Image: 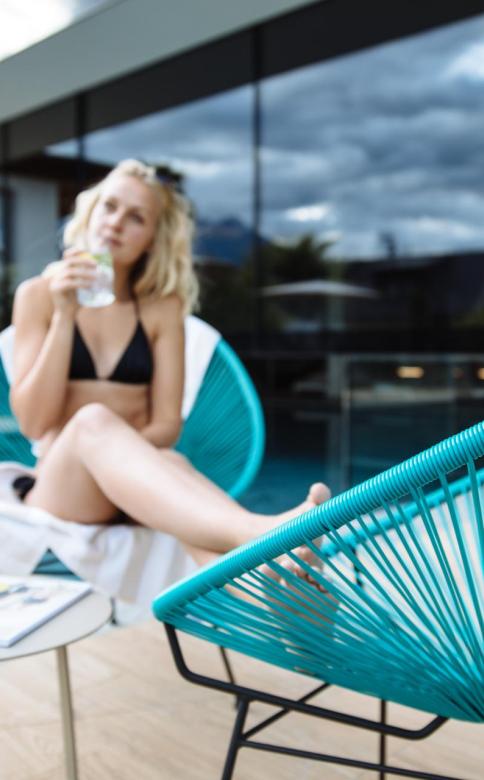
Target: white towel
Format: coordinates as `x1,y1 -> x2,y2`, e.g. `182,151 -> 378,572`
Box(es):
0,316 -> 220,604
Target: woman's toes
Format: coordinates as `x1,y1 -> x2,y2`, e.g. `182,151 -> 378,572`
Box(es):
292,544 -> 315,564
278,556 -> 298,582
308,482 -> 331,505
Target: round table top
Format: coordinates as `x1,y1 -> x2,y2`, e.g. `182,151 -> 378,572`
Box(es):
0,589 -> 113,661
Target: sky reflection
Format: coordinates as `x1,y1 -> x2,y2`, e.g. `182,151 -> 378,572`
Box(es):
48,12 -> 484,261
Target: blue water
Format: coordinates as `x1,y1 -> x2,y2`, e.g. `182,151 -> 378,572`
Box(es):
241,403 -> 484,514
242,454 -> 332,513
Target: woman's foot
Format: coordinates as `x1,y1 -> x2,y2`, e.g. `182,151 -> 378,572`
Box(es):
276,482 -> 331,525
186,483 -> 331,572
255,482 -> 331,585
188,482 -> 331,596
243,481 -> 331,545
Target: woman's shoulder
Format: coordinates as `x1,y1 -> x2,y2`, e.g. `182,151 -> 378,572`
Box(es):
140,293 -> 184,332
14,274 -> 51,308
12,275 -> 53,329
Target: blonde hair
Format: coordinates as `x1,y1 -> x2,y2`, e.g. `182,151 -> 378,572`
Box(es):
63,159 -> 198,314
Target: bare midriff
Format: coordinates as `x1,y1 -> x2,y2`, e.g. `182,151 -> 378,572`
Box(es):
35,379 -> 150,461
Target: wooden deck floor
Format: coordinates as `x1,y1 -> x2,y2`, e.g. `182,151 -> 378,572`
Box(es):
0,620 -> 482,779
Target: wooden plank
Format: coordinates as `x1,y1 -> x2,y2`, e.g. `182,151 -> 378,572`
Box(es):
0,621 -> 481,779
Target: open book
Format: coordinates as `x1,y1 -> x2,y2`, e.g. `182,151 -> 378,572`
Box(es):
0,574 -> 91,647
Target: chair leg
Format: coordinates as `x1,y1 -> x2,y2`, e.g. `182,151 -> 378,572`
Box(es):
56,646 -> 78,780
379,700 -> 387,780
221,697 -> 249,780
219,646 -> 236,685
219,647 -> 238,709
110,597 -> 118,626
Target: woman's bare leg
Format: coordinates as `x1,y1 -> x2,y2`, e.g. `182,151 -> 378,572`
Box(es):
183,482 -> 329,570
26,404 -> 330,554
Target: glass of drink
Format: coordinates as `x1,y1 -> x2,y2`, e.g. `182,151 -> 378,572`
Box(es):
77,242 -> 115,308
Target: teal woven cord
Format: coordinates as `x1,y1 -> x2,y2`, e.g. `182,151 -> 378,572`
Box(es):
34,549 -> 80,579
175,340 -> 265,498
153,421 -> 484,722
0,359 -> 35,466
156,420 -> 484,598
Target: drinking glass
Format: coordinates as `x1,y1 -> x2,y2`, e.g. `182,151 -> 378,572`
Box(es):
77,242 -> 115,308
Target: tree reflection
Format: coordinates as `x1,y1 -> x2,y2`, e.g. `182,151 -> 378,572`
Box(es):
197,231 -> 343,335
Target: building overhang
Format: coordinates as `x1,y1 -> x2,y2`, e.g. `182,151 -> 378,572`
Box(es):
0,0 -> 316,124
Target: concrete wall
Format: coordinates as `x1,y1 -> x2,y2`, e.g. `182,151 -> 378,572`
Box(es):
10,177 -> 58,283
0,0 -> 316,124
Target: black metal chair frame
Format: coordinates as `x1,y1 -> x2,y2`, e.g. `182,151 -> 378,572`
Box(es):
166,626 -> 469,780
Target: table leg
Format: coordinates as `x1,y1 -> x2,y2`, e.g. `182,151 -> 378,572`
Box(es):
56,645 -> 78,780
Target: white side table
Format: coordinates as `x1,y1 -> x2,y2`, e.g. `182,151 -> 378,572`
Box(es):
0,590 -> 112,780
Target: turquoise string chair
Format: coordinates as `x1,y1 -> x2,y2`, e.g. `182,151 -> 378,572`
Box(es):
153,421 -> 484,780
0,320 -> 265,578
174,338 -> 265,498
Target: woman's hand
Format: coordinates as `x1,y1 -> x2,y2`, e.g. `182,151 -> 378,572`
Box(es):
44,249 -> 97,317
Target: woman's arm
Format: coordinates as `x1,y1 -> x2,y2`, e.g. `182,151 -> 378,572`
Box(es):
10,278 -> 76,439
140,295 -> 185,448
10,253 -> 96,439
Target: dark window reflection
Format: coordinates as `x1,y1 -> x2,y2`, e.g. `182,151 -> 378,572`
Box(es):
344,354 -> 484,487
260,13 -> 484,351
250,13 -> 484,498
0,186 -> 12,327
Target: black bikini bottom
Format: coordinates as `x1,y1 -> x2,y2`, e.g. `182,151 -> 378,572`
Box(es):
12,474 -> 36,501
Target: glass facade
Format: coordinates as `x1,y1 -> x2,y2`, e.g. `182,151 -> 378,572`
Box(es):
260,13 -> 484,345
1,0 -> 484,498
253,11 -> 484,492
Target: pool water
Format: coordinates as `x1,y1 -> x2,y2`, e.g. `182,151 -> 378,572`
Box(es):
242,403 -> 484,513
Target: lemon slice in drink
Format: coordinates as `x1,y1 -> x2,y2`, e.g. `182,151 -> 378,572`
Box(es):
92,249 -> 113,268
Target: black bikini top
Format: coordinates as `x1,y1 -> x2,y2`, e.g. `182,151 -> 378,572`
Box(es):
69,303 -> 153,385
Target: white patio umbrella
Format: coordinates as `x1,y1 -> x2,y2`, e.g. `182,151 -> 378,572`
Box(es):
260,279 -> 378,298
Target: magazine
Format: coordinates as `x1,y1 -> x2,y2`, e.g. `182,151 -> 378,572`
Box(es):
0,574 -> 92,647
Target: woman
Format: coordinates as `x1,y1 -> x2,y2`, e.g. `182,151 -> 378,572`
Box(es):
10,159 -> 329,572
